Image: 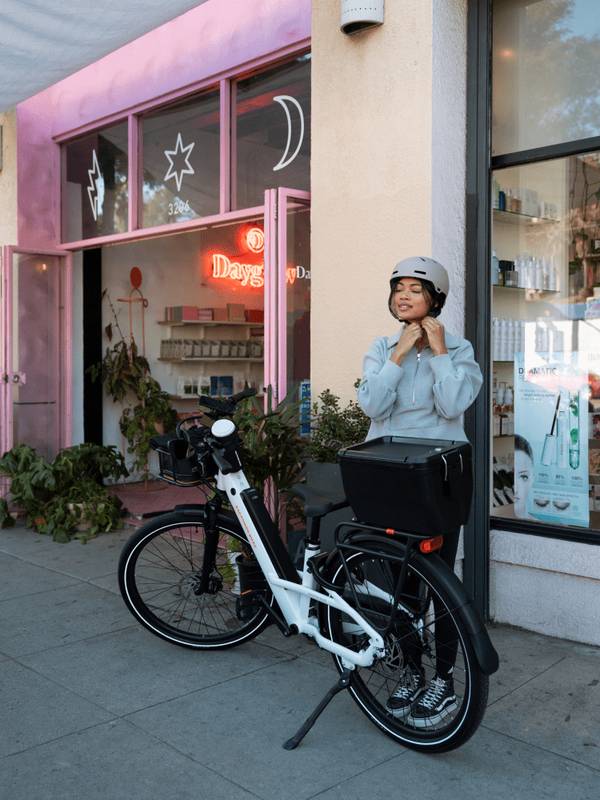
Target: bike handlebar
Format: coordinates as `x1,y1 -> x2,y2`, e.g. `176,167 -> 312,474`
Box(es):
197,387 -> 257,418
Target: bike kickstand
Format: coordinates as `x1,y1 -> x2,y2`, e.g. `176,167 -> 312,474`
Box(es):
282,669 -> 352,751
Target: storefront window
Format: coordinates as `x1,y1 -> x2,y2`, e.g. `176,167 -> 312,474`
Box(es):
141,90 -> 220,228
491,152 -> 600,533
98,222 -> 265,460
63,123 -> 128,241
234,55 -> 310,209
492,0 -> 600,154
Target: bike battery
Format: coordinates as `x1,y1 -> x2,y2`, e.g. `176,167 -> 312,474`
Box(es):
338,437 -> 473,535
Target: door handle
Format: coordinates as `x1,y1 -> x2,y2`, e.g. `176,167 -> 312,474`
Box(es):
2,372 -> 26,385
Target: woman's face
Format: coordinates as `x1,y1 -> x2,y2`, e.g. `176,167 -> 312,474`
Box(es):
392,277 -> 431,322
514,448 -> 533,519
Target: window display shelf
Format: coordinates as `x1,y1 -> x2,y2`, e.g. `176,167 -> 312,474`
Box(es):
159,357 -> 263,363
169,393 -> 264,401
493,209 -> 559,225
158,320 -> 263,327
492,284 -> 559,294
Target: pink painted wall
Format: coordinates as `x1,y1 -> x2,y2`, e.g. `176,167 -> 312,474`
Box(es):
16,0 -> 311,250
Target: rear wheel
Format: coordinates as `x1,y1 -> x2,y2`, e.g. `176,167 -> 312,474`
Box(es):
118,511 -> 272,649
324,539 -> 488,752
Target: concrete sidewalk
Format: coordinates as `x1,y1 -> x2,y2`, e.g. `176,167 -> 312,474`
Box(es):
0,526 -> 599,800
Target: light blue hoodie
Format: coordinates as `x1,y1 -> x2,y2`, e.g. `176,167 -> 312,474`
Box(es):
357,329 -> 483,442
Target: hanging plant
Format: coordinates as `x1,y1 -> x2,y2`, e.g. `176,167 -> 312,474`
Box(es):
88,291 -> 177,480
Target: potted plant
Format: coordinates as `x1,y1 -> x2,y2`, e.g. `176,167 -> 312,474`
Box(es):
303,385 -> 370,549
0,443 -> 128,542
229,387 -> 306,599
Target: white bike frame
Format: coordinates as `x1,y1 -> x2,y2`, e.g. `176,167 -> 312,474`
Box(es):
215,468 -> 386,670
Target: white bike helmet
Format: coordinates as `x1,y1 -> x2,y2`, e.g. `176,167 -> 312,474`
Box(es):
389,256 -> 449,319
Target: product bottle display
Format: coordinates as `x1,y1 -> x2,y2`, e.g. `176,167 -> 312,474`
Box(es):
557,408 -> 568,468
568,392 -> 580,470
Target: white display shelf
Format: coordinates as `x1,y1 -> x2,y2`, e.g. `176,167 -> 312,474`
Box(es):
492,284 -> 559,294
159,357 -> 263,363
158,320 -> 263,327
492,209 -> 559,225
170,393 -> 264,400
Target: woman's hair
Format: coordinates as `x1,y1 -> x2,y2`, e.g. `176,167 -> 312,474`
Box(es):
514,434 -> 533,461
388,278 -> 446,321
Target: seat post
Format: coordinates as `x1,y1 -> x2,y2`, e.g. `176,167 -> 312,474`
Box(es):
306,515 -> 322,547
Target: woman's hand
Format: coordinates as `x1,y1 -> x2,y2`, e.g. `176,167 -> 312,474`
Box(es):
391,322 -> 424,364
421,317 -> 448,356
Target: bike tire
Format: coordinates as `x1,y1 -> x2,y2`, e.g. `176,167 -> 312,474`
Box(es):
118,510 -> 272,649
323,537 -> 488,752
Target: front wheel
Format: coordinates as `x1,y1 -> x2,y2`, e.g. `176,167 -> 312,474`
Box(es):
118,510 -> 272,649
324,539 -> 488,752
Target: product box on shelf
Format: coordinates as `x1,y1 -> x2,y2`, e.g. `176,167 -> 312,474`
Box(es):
212,307 -> 228,321
197,308 -> 213,321
245,308 -> 264,323
165,306 -> 199,322
210,375 -> 234,396
227,303 -> 246,321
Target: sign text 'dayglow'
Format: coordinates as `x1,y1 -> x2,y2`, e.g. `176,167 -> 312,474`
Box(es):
211,253 -> 310,288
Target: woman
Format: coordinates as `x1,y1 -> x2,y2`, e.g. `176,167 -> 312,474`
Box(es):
513,434 -> 534,520
357,256 -> 483,727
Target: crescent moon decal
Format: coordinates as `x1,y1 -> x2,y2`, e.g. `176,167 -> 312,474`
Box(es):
272,95 -> 305,172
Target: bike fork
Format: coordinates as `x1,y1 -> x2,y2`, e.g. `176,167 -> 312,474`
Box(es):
198,498 -> 220,593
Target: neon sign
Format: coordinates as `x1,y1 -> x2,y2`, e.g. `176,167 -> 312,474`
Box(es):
212,253 -> 264,288
211,254 -> 310,288
245,227 -> 264,253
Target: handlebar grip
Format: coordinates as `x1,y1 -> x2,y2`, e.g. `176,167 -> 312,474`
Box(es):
231,387 -> 257,402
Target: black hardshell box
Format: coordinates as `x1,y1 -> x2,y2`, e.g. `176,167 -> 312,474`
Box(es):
338,437 -> 473,535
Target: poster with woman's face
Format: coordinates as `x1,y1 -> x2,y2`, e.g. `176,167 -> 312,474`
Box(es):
514,352 -> 589,527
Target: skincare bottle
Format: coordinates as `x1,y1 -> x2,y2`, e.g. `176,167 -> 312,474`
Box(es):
557,408 -> 568,468
569,392 -> 581,470
491,250 -> 500,285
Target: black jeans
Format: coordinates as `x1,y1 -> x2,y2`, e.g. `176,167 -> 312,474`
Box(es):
399,527 -> 460,680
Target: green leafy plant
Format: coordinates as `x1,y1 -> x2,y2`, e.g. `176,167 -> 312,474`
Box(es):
119,378 -> 178,476
89,292 -> 177,480
233,387 -> 306,495
307,386 -> 369,463
0,443 -> 127,542
0,498 -> 15,528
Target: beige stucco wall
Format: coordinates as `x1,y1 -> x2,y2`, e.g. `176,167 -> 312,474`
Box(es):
310,0 -> 467,402
0,109 -> 18,246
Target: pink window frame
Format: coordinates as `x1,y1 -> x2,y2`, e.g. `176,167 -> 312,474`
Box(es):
55,43 -> 310,251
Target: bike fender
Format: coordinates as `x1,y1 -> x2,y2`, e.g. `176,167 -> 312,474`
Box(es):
326,533 -> 499,676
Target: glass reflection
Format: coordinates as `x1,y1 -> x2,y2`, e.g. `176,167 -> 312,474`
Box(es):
493,0 -> 600,154
234,55 -> 311,209
491,151 -> 600,533
63,123 -> 128,241
142,91 -> 220,227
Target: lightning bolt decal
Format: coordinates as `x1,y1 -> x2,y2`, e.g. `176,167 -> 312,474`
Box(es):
87,149 -> 102,221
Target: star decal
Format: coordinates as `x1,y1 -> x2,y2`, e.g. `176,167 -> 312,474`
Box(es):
164,132 -> 195,193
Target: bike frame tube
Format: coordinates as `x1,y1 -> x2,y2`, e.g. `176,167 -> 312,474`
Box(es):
216,468 -> 385,668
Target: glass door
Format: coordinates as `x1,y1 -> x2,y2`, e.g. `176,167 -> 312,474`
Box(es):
1,247 -> 71,463
263,188 -> 311,406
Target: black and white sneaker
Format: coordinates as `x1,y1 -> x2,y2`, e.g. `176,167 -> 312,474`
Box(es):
387,665 -> 425,718
409,675 -> 457,727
